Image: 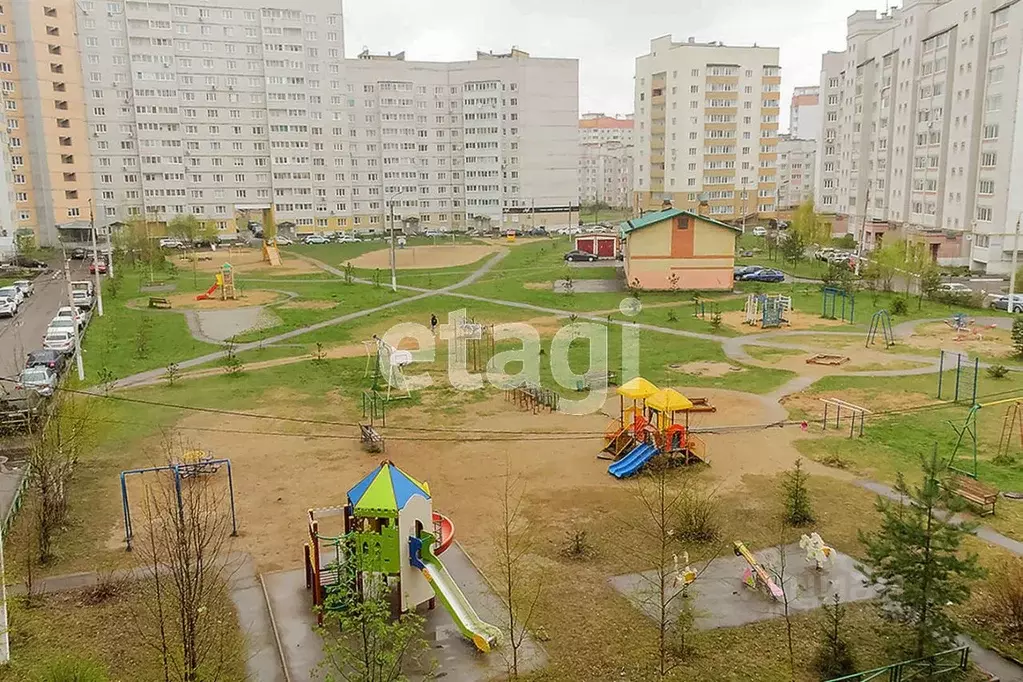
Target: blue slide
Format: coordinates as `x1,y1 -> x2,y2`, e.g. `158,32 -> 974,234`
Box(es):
608,442 -> 658,479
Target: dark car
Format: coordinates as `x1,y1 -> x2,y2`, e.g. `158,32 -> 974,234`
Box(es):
11,255 -> 48,269
528,227 -> 549,237
733,265 -> 763,281
741,268 -> 785,283
564,249 -> 598,262
26,348 -> 66,376
70,248 -> 87,260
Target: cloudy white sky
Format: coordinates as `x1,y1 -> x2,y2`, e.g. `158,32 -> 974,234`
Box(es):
344,0 -> 889,130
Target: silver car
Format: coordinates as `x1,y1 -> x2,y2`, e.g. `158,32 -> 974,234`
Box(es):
12,279 -> 33,297
43,329 -> 76,354
17,366 -> 56,396
0,286 -> 24,306
0,296 -> 16,318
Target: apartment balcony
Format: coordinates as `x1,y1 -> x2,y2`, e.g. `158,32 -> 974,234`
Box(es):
651,123 -> 665,135
652,95 -> 665,106
650,152 -> 664,164
651,167 -> 665,179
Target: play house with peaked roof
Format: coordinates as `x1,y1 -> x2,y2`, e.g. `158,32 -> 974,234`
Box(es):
619,207 -> 740,291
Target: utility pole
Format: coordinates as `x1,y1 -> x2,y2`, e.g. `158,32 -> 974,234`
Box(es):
106,221 -> 114,278
89,200 -> 103,317
61,243 -> 85,381
0,512 -> 8,665
387,190 -> 403,293
1009,215 -> 1021,309
855,180 -> 871,277
741,187 -> 749,234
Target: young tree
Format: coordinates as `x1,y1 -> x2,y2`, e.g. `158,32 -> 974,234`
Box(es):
495,460 -> 542,678
814,594 -> 856,679
779,229 -> 807,269
919,265 -> 942,309
168,214 -> 203,247
790,199 -> 831,249
320,596 -> 430,682
858,449 -> 986,657
782,459 -> 815,527
131,440 -> 240,682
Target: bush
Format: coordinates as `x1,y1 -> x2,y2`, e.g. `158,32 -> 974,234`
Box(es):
984,557 -> 1023,641
675,487 -> 720,544
987,364 -> 1010,379
890,297 -> 909,315
1013,317 -> 1023,359
39,658 -> 109,682
560,528 -> 595,560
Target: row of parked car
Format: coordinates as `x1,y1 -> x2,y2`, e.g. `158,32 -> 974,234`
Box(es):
16,280 -> 95,397
0,278 -> 36,318
733,265 -> 785,283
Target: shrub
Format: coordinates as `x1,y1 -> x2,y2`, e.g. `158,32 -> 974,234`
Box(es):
890,297 -> 909,315
710,309 -> 723,331
1013,317 -> 1023,359
675,487 -> 720,544
560,528 -> 595,560
986,557 -> 1023,640
163,362 -> 180,385
987,364 -> 1010,379
39,658 -> 109,682
783,459 -> 815,526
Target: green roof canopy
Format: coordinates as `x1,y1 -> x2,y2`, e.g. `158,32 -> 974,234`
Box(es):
347,461 -> 431,517
619,208 -> 742,238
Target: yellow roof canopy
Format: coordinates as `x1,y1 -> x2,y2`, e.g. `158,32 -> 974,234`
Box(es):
646,388 -> 694,413
616,377 -> 659,400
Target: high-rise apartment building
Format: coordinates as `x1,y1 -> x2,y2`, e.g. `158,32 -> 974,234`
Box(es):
0,109 -> 16,258
633,36 -> 781,220
578,114 -> 633,208
777,134 -> 816,209
789,86 -> 821,140
815,1 -> 1023,272
68,0 -> 577,236
5,0 -> 94,247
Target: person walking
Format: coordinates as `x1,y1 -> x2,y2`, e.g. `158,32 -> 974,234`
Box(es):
430,313 -> 438,334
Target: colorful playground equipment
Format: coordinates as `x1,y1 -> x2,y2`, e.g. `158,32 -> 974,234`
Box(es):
262,239 -> 282,266
733,540 -> 784,601
799,532 -> 833,571
866,309 -> 895,348
196,263 -> 236,301
303,461 -> 501,653
744,293 -> 791,328
364,335 -> 415,401
602,378 -> 708,478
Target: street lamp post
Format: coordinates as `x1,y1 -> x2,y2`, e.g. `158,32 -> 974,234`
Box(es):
88,200 -> 103,317
387,191 -> 404,293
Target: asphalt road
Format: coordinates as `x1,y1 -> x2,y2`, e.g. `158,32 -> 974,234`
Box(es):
0,263 -> 88,381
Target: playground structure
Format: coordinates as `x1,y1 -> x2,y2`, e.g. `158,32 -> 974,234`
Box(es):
196,263 -> 236,301
733,541 -> 784,601
454,319 -> 495,374
823,646 -> 969,682
997,400 -> 1023,462
302,461 -> 501,652
806,354 -> 849,366
798,532 -> 833,571
119,455 -> 238,551
505,382 -> 560,413
937,350 -> 978,405
821,287 -> 854,323
364,335 -> 415,401
744,293 -> 791,329
262,239 -> 282,267
602,378 -> 708,478
866,310 -> 895,348
820,397 -> 870,438
359,390 -> 386,452
692,299 -> 719,320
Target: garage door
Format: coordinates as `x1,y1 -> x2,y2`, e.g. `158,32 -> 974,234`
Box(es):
596,238 -> 615,258
577,238 -> 595,254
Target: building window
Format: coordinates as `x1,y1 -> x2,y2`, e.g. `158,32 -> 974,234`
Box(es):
977,206 -> 992,222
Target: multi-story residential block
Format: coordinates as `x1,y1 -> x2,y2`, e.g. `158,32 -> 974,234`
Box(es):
0,109 -> 16,258
814,1 -> 1023,272
777,134 -> 816,209
70,0 -> 577,236
789,85 -> 821,141
6,0 -> 94,247
578,114 -> 633,208
633,36 -> 781,221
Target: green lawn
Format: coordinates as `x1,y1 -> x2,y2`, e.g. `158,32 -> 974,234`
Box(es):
578,206 -> 633,225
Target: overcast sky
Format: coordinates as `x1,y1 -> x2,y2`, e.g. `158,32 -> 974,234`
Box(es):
344,0 -> 889,130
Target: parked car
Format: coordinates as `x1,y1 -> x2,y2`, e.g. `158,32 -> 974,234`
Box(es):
158,238 -> 184,249
273,236 -> 294,246
12,279 -> 33,297
43,329 -> 76,354
26,348 -> 66,375
11,255 -> 48,269
937,282 -> 973,294
815,248 -> 836,262
564,249 -> 598,263
16,366 -> 57,397
303,235 -> 329,245
424,230 -> 448,237
71,289 -> 93,310
56,305 -> 89,330
751,226 -> 767,237
733,265 -> 763,281
0,285 -> 24,306
336,234 -> 362,243
89,260 -> 108,275
71,280 -> 94,297
990,295 -> 1023,313
70,248 -> 87,260
0,296 -> 16,318
47,317 -> 78,335
740,268 -> 785,283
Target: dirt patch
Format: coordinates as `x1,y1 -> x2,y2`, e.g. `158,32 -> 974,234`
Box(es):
780,388 -> 937,418
721,309 -> 852,334
156,289 -> 284,310
278,300 -> 336,311
668,361 -> 741,377
349,245 -> 500,270
175,247 -> 320,275
524,282 -> 553,290
904,321 -> 1013,359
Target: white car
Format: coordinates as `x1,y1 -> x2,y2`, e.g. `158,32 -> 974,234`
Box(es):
47,317 -> 78,335
0,296 -> 16,318
273,236 -> 294,246
159,238 -> 185,249
56,306 -> 89,330
71,289 -> 93,310
12,279 -> 33,297
17,366 -> 56,397
751,226 -> 767,237
43,329 -> 76,354
937,282 -> 973,294
0,286 -> 24,306
336,234 -> 362,243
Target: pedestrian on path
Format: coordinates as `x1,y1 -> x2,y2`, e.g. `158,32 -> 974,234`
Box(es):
430,313 -> 438,334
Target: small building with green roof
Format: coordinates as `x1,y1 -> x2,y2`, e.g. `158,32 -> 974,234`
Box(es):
619,207 -> 740,290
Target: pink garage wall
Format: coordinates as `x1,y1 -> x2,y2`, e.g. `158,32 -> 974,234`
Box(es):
630,268 -> 732,291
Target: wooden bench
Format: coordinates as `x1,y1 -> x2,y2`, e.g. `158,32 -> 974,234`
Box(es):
148,296 -> 171,309
359,423 -> 384,453
946,475 -> 998,516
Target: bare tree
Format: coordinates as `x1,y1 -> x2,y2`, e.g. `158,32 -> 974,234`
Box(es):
623,462 -> 720,678
495,458 -> 543,679
769,526 -> 796,681
28,396 -> 94,563
131,439 -> 238,682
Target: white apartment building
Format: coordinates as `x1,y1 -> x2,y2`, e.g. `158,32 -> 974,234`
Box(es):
0,109 -> 16,258
579,113 -> 634,145
74,0 -> 578,236
777,134 -> 816,209
579,141 -> 632,208
815,0 -> 1023,272
633,36 -> 781,220
789,85 -> 822,140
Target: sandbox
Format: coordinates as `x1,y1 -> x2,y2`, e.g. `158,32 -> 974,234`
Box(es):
348,244 -> 499,270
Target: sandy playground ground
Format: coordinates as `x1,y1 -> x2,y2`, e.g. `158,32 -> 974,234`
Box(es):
349,244 -> 500,270
176,246 -> 321,276
902,320 -> 1013,358
720,309 -> 853,334
154,289 -> 285,310
109,386 -> 830,573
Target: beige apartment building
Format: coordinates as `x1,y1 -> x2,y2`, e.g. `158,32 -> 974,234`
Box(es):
777,134 -> 816,209
6,0 -> 93,247
633,36 -> 781,221
579,114 -> 633,208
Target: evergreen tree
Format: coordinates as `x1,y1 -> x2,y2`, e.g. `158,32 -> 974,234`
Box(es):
782,459 -> 815,526
814,594 -> 856,679
858,450 -> 986,657
1012,317 -> 1023,359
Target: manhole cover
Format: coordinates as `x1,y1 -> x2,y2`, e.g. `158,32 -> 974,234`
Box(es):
1002,491 -> 1023,500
